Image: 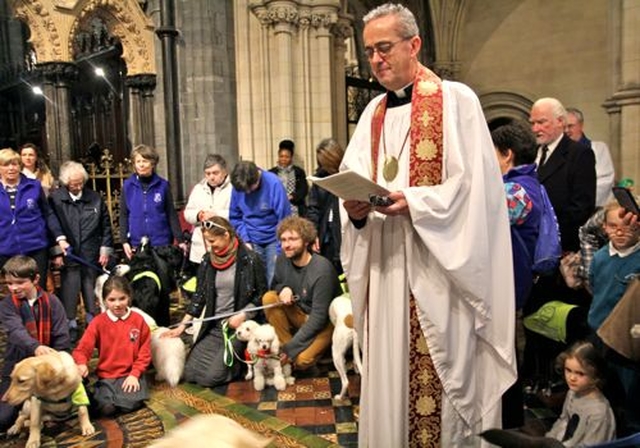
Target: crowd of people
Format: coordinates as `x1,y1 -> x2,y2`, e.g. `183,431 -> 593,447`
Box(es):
0,2 -> 638,447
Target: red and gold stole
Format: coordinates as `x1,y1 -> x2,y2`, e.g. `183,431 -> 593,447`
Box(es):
370,63 -> 444,187
369,63 -> 445,445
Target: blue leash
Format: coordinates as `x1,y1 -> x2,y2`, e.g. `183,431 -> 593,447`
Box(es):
63,247 -> 110,275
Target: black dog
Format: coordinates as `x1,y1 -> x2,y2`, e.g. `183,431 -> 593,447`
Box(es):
126,239 -> 183,327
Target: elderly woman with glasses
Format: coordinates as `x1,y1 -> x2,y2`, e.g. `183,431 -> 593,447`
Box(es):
49,161 -> 114,340
162,216 -> 267,387
0,148 -> 67,289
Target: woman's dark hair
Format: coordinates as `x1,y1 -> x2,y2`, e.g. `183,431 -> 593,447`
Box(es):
231,161 -> 260,192
103,275 -> 133,302
556,340 -> 608,389
491,121 -> 538,166
202,216 -> 236,240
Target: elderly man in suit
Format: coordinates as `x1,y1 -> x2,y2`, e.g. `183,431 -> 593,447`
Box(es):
529,97 -> 596,252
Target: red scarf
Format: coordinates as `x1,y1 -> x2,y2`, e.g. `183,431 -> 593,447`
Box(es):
12,288 -> 52,346
370,63 -> 444,187
211,237 -> 239,270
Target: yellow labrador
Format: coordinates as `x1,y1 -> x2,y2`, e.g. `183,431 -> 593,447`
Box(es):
2,351 -> 95,448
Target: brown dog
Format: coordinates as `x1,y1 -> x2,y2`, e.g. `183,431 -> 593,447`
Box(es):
2,351 -> 95,448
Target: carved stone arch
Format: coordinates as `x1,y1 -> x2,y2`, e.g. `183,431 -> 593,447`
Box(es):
68,0 -> 156,75
479,91 -> 533,126
11,0 -> 64,62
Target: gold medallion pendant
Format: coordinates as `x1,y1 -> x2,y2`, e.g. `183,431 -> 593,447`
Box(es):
383,156 -> 399,182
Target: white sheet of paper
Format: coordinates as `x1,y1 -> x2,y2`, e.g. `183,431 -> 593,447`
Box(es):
307,169 -> 390,202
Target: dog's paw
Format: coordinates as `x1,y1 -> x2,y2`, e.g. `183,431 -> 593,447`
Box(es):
244,372 -> 253,380
6,423 -> 21,436
273,375 -> 287,391
81,422 -> 96,436
26,435 -> 41,448
253,377 -> 265,391
333,393 -> 347,401
285,375 -> 296,385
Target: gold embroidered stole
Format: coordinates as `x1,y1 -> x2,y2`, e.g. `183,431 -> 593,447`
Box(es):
370,63 -> 444,187
369,64 -> 445,446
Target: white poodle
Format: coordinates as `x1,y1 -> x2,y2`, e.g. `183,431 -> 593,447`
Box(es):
246,324 -> 294,391
235,320 -> 260,380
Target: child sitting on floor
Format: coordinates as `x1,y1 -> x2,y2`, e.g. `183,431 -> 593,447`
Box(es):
0,255 -> 71,430
73,276 -> 151,417
481,340 -> 615,447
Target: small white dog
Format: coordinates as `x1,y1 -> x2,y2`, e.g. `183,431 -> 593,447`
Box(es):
246,324 -> 294,391
329,293 -> 362,400
96,266 -> 186,387
148,413 -> 272,448
235,320 -> 260,380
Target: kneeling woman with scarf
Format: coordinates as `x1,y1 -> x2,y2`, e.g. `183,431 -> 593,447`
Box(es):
162,217 -> 267,387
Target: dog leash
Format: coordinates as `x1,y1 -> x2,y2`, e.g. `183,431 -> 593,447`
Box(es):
63,247 -> 110,275
168,297 -> 298,329
222,320 -> 236,367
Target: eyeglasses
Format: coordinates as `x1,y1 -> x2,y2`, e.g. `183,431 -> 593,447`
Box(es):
200,220 -> 227,231
364,37 -> 410,59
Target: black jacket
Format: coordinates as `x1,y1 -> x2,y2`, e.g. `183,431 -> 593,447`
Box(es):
186,242 -> 267,344
307,168 -> 343,274
537,135 -> 596,252
49,186 -> 113,264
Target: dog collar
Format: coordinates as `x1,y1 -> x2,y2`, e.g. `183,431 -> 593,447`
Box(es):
132,271 -> 162,291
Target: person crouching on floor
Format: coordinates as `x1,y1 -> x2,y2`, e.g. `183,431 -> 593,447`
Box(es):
262,216 -> 342,374
162,216 -> 267,387
0,255 -> 71,430
73,276 -> 151,417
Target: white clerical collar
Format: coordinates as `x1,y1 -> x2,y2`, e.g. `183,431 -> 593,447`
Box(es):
394,82 -> 413,98
107,308 -> 132,321
608,239 -> 640,258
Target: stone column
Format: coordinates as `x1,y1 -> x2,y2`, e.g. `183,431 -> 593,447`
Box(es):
125,74 -> 157,148
245,0 -> 341,169
603,0 -> 640,181
331,15 -> 353,148
156,0 -> 183,202
38,61 -> 78,175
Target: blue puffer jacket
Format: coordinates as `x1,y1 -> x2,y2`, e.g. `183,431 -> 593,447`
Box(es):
121,173 -> 173,247
0,175 -> 63,256
504,164 -> 543,310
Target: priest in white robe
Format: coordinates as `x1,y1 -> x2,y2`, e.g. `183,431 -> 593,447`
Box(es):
340,4 -> 517,447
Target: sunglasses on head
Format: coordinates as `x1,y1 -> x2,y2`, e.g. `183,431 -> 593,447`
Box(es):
200,220 -> 227,231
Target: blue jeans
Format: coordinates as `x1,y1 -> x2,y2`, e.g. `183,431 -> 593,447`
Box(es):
252,241 -> 278,287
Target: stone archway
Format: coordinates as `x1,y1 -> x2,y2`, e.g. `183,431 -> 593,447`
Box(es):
479,91 -> 533,126
68,0 -> 156,76
7,0 -> 157,170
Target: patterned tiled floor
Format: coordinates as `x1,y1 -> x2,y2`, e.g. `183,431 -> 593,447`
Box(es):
213,364 -> 361,447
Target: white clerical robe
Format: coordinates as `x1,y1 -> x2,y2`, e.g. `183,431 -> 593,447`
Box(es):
340,81 -> 517,447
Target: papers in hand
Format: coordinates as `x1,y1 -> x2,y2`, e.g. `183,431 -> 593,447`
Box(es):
307,169 -> 390,202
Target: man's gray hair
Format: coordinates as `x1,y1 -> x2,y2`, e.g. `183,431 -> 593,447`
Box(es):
203,154 -> 227,171
363,3 -> 419,38
533,97 -> 567,121
565,107 -> 584,123
58,161 -> 88,186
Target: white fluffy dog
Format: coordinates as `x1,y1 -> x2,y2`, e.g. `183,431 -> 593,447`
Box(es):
246,324 -> 294,391
95,266 -> 186,387
149,413 -> 272,448
329,293 -> 362,400
235,320 -> 260,380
